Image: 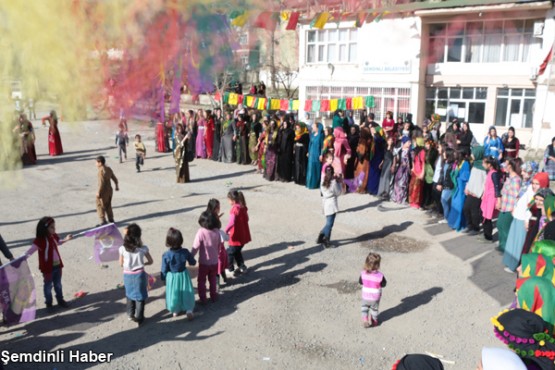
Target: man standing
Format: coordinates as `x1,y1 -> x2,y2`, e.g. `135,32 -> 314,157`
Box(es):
96,156 -> 119,226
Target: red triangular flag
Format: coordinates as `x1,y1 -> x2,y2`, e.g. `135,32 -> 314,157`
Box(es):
253,12 -> 278,31
286,12 -> 300,30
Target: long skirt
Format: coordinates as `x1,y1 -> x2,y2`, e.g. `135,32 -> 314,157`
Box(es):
306,160 -> 321,189
212,132 -> 221,161
408,176 -> 424,208
176,161 -> 190,183
502,219 -> 527,271
366,157 -> 382,195
354,161 -> 369,193
497,211 -> 514,252
221,134 -> 235,163
48,130 -> 64,156
123,271 -> 148,301
21,141 -> 37,165
264,148 -> 277,181
391,166 -> 410,204
195,127 -> 206,158
248,133 -> 258,163
447,191 -> 466,231
377,161 -> 393,197
165,270 -> 195,314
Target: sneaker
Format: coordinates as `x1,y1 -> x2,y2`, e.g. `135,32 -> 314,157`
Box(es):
233,268 -> 242,277
504,267 -> 515,274
239,265 -> 248,273
316,233 -> 325,244
362,321 -> 371,328
46,302 -> 53,309
371,318 -> 379,327
186,312 -> 194,321
437,219 -> 448,224
58,300 -> 70,308
172,313 -> 178,318
226,268 -> 235,276
461,228 -> 471,234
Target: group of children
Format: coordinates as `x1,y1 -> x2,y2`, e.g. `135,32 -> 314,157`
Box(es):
30,190 -> 251,326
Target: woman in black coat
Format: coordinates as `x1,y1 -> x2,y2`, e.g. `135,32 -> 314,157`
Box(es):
276,118 -> 295,182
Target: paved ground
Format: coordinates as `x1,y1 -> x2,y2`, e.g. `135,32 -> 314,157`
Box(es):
0,117 -> 515,369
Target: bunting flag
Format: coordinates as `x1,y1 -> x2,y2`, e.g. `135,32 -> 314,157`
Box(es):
286,12 -> 300,30
292,100 -> 300,110
246,95 -> 255,108
365,96 -> 375,108
305,99 -> 312,111
320,99 -> 330,111
346,97 -> 352,109
280,99 -> 289,111
330,99 -> 338,111
311,100 -> 321,112
352,96 -> 364,109
237,94 -> 244,105
355,12 -> 366,28
270,98 -> 281,110
228,93 -> 238,105
82,223 -> 124,263
231,11 -> 250,27
338,98 -> 346,110
312,12 -> 330,29
367,13 -> 380,23
253,11 -> 278,31
257,97 -> 267,110
0,255 -> 36,326
223,92 -> 229,104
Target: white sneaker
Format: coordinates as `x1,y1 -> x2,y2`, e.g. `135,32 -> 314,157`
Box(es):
504,267 -> 515,274
239,265 -> 248,273
226,268 -> 235,276
437,219 -> 448,224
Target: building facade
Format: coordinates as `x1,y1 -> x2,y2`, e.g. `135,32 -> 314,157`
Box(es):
297,0 -> 555,148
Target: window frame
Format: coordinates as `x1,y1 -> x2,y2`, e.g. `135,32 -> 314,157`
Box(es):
494,88 -> 535,128
306,29 -> 358,64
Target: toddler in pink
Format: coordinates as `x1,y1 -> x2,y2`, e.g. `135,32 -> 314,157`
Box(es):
359,252 -> 386,328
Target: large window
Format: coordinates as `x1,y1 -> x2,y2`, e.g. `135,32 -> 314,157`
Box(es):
428,19 -> 541,64
305,86 -> 410,121
425,87 -> 487,124
495,88 -> 535,128
306,29 -> 357,64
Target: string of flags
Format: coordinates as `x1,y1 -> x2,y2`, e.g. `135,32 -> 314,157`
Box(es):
215,92 -> 376,112
229,10 -> 388,31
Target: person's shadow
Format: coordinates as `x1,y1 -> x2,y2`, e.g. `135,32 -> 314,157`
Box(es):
379,286 -> 443,323
334,221 -> 414,247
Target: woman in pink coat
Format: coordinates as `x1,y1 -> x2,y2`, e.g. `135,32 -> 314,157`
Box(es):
332,127 -> 351,176
480,156 -> 502,242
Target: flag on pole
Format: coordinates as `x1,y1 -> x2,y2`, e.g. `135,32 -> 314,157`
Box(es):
82,224 -> 123,263
0,255 -> 36,326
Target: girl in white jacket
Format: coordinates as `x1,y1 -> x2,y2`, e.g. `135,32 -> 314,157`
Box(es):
317,165 -> 344,248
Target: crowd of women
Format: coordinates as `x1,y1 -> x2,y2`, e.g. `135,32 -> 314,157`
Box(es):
12,110 -> 64,165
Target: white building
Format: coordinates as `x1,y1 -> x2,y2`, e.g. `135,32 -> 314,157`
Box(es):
297,0 -> 555,148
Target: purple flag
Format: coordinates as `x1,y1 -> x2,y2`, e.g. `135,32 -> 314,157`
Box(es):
83,223 -> 123,263
0,255 -> 36,325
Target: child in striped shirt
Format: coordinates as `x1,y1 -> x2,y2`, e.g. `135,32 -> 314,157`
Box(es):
359,253 -> 387,328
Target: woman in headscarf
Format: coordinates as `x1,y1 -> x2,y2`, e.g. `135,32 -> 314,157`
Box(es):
544,136 -> 555,181
220,111 -> 236,163
42,110 -> 64,156
320,126 -> 334,161
255,119 -> 268,174
248,111 -> 262,165
408,137 -> 426,208
377,136 -> 395,199
496,158 -> 522,252
391,354 -> 444,370
522,188 -> 555,255
352,126 -> 372,193
503,126 -> 520,161
391,136 -> 412,204
345,125 -> 360,181
212,108 -> 222,161
477,347 -> 526,370
331,126 -> 351,177
462,146 -> 487,235
503,166 -> 544,272
447,150 -> 471,230
422,140 -> 438,209
367,125 -> 385,195
293,122 -> 310,185
306,122 -> 324,189
235,113 -> 250,165
276,117 -> 295,182
195,109 -> 207,158
264,119 -> 279,181
457,121 -> 473,156
13,113 -> 37,165
484,126 -> 504,161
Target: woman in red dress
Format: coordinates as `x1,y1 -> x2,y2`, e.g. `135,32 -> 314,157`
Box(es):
42,110 -> 63,156
204,110 -> 215,158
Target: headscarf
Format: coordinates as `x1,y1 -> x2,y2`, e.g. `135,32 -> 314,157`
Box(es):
517,276 -> 555,329
492,308 -> 555,370
415,137 -> 425,147
391,354 -> 444,370
481,347 -> 526,370
294,122 -> 308,141
522,161 -> 539,178
534,173 -> 550,189
471,145 -> 485,171
518,161 -> 540,198
401,136 -> 411,145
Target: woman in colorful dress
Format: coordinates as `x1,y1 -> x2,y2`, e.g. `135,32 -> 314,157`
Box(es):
13,113 -> 37,165
381,111 -> 395,140
195,109 -> 206,159
42,110 -> 63,156
320,126 -> 334,161
502,127 -> 520,161
496,158 -> 522,252
391,136 -> 412,204
204,110 -> 215,159
248,112 -> 262,166
481,156 -> 502,242
353,126 -> 372,193
447,150 -> 471,230
331,127 -> 351,177
255,119 -> 268,174
306,122 -> 324,189
544,136 -> 555,181
367,126 -> 384,195
483,126 -> 504,161
174,124 -> 191,183
264,120 -> 278,181
408,138 -> 426,209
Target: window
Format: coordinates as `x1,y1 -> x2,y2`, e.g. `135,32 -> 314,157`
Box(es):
428,19 -> 541,64
240,55 -> 249,66
495,88 -> 535,128
239,33 -> 248,46
306,29 -> 358,64
425,87 -> 487,124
